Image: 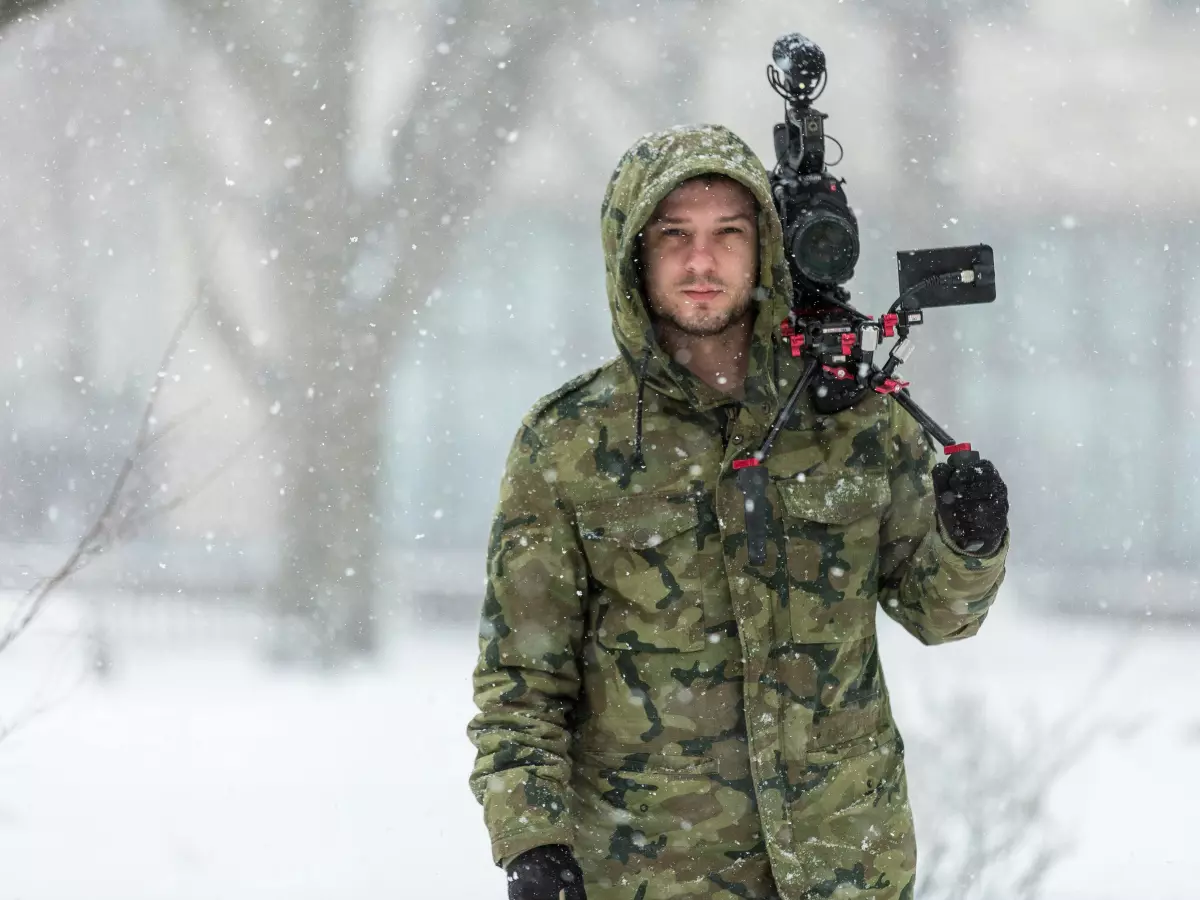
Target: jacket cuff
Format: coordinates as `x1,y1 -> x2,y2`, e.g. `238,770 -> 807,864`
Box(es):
934,517 -> 1010,569
491,826 -> 576,869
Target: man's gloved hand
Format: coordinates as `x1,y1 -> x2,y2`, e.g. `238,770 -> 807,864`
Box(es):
506,844 -> 586,900
931,453 -> 1009,555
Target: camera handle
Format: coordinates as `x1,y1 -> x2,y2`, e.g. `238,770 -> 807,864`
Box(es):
886,382 -> 980,468
732,356 -> 821,565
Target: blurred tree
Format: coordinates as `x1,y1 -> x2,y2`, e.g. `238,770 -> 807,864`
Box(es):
165,0 -> 593,663
2,0 -> 728,665
174,0 -> 732,665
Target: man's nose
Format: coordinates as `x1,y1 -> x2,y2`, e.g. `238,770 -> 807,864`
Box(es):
684,239 -> 718,275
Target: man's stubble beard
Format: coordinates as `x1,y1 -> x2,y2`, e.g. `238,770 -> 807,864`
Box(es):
653,286 -> 756,338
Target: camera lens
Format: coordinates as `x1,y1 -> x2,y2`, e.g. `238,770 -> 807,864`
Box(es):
792,211 -> 858,284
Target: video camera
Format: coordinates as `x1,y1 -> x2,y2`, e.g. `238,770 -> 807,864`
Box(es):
742,32 -> 997,464
733,34 -> 999,562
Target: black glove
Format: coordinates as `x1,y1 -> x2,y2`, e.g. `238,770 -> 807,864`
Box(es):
506,844 -> 586,900
931,453 -> 1009,555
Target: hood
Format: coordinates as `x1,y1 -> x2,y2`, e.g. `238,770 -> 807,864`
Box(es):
599,123 -> 793,418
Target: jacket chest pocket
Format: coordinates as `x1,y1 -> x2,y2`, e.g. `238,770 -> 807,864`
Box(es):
777,472 -> 890,643
578,493 -> 713,653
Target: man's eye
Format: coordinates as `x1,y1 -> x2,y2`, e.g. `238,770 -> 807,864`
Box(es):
720,227 -> 744,235
662,228 -> 686,237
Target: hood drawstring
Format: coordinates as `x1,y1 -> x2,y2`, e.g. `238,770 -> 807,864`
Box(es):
631,346 -> 651,471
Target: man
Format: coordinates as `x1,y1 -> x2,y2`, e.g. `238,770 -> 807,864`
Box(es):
468,124 -> 1009,900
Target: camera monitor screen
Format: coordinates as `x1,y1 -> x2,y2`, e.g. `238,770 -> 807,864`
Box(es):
897,244 -> 996,308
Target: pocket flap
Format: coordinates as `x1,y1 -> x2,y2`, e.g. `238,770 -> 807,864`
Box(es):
808,703 -> 883,755
577,494 -> 699,549
778,472 -> 890,525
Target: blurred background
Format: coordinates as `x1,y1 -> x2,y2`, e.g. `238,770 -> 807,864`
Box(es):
0,0 -> 1196,897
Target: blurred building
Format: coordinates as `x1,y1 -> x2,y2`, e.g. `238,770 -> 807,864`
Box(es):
1,0 -> 1197,616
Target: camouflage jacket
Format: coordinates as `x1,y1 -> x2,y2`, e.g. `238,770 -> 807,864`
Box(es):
468,124 -> 1009,900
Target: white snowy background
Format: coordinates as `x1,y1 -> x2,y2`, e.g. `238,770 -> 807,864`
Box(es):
1,0 -> 1198,898
2,594 -> 1196,899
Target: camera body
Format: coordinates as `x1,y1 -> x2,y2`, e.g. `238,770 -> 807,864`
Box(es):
768,34 -> 860,294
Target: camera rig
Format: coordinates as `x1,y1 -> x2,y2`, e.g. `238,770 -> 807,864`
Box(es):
733,33 -> 998,564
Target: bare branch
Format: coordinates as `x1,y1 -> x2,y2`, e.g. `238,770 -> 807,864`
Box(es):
115,422 -> 265,540
144,397 -> 214,450
914,645 -> 1134,899
0,656 -> 88,748
0,700 -> 48,746
0,296 -> 207,656
196,281 -> 282,404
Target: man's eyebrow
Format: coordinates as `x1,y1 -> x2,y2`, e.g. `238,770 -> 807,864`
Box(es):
651,213 -> 755,225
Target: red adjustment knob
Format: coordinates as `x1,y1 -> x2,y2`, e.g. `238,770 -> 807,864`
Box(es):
882,313 -> 899,338
732,458 -> 760,470
790,334 -> 805,356
944,442 -> 973,455
840,333 -> 857,355
873,377 -> 910,395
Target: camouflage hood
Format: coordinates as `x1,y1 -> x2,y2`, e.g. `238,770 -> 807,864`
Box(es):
599,124 -> 794,418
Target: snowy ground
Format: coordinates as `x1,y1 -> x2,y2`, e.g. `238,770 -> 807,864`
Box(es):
0,590 -> 1196,900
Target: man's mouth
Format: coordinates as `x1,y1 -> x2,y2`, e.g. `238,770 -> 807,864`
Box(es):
682,287 -> 722,301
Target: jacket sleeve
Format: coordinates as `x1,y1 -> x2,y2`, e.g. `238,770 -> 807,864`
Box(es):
467,422 -> 589,867
876,397 -> 1009,644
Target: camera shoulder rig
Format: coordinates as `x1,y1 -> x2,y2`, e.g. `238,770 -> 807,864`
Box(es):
731,32 -> 1002,565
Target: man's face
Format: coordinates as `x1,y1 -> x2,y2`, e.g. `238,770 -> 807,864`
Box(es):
640,176 -> 759,338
